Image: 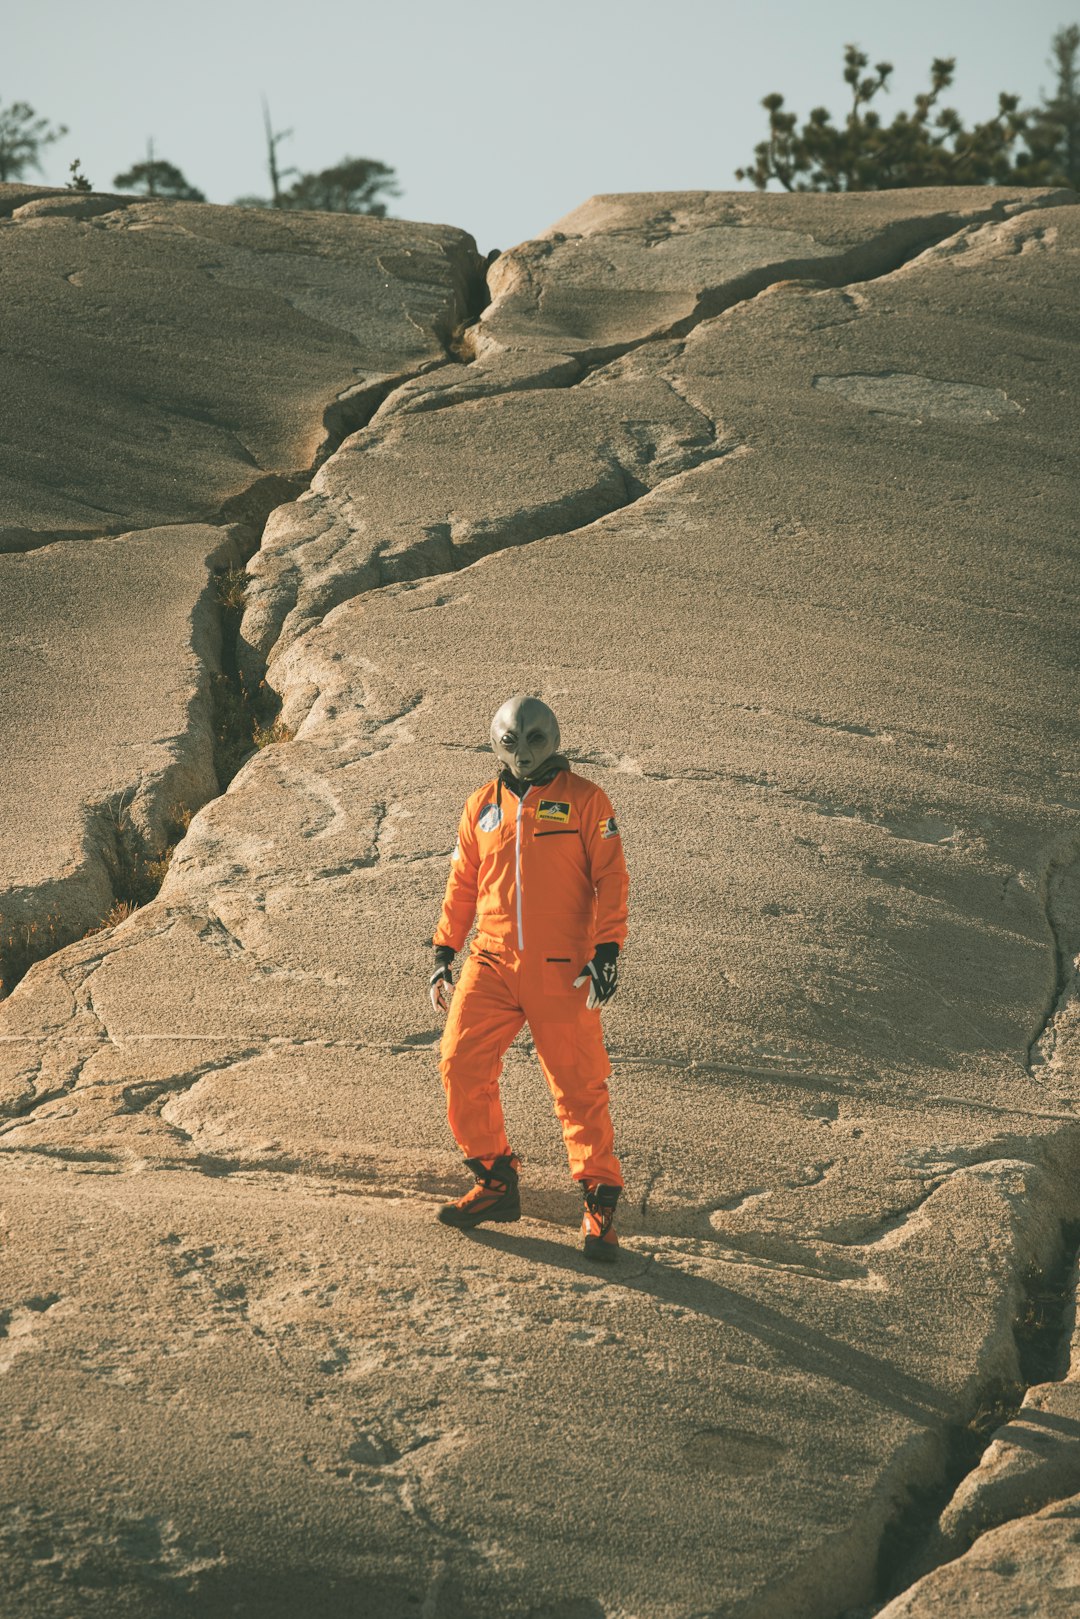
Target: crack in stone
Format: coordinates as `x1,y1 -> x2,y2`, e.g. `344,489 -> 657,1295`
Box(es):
865,1219 -> 1080,1615
117,1048 -> 265,1119
373,191 -> 1077,428
252,439 -> 742,707
0,256 -> 487,998
0,1048 -> 96,1134
1027,843 -> 1080,1073
241,197 -> 1078,692
0,1027 -> 448,1135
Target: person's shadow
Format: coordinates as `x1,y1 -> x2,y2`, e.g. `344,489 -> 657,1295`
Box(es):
465,1224 -> 955,1429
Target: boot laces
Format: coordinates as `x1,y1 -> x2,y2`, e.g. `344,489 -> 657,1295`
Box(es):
456,1173 -> 508,1210
455,1155 -> 519,1210
583,1186 -> 618,1237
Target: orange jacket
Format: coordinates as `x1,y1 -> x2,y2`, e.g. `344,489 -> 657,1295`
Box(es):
434,769 -> 628,959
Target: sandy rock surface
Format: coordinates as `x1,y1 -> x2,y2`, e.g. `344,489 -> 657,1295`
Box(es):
874,1493 -> 1080,1618
0,524 -> 230,954
873,1247 -> 1080,1614
2,188 -> 1079,1618
0,185 -> 479,547
0,186 -> 482,965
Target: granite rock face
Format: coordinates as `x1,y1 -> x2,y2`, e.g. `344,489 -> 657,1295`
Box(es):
874,1495 -> 1080,1619
0,185 -> 483,960
1,187 -> 1079,1618
875,1246 -> 1080,1615
0,187 -> 481,548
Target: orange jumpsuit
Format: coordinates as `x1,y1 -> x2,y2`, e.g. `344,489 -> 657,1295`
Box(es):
434,769 -> 628,1186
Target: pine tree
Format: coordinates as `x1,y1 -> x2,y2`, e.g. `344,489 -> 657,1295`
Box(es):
283,156 -> 400,215
114,149 -> 205,201
736,44 -> 1026,191
1017,25 -> 1080,188
0,97 -> 67,182
234,153 -> 400,216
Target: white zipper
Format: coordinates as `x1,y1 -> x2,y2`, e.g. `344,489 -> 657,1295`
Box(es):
515,786 -> 531,950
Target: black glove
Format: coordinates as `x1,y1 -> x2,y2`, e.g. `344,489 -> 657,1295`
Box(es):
573,942 -> 619,1008
430,945 -> 455,1014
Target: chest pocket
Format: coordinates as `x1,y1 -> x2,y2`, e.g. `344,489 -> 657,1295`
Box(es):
533,794 -> 581,847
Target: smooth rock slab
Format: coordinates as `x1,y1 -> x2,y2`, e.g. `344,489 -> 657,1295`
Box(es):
0,187 -> 482,547
0,190 -> 481,961
812,372 -> 1023,421
483,187 -> 1071,356
2,190 -> 1080,1617
375,186 -> 1070,422
0,1159 -> 1065,1619
0,526 -> 229,960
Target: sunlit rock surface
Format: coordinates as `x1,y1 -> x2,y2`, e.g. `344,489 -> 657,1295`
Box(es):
875,1244 -> 1080,1615
1,186 -> 1079,1618
875,1493 -> 1080,1619
0,186 -> 480,547
0,185 -> 482,956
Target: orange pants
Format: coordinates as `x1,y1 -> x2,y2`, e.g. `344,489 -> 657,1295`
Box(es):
440,948 -> 622,1186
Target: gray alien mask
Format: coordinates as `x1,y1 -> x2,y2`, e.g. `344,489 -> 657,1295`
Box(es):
490,696 -> 568,784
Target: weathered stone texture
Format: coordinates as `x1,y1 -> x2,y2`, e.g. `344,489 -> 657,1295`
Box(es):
0,185 -> 481,547
875,1494 -> 1080,1618
1,187 -> 1079,1617
0,185 -> 481,956
0,525 -> 229,943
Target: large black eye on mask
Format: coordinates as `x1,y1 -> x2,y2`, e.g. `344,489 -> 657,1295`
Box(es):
490,696 -> 561,778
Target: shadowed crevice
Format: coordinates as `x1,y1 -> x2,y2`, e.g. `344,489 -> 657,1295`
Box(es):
837,1218 -> 1080,1618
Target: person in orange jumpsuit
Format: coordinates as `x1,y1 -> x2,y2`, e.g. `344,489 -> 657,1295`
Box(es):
429,695 -> 628,1261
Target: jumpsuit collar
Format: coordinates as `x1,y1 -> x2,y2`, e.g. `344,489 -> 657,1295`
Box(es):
498,764 -> 567,800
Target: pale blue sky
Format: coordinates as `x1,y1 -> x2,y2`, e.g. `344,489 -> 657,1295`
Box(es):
10,0 -> 1076,252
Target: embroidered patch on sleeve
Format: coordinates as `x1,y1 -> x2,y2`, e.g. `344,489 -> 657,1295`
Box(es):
536,800 -> 571,822
451,838 -> 461,863
599,817 -> 620,839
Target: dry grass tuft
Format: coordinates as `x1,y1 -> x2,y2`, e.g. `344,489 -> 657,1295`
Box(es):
215,566 -> 248,613
83,899 -> 141,937
253,716 -> 295,749
0,910 -> 64,997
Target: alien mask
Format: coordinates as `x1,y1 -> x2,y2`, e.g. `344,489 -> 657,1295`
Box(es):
490,696 -> 563,782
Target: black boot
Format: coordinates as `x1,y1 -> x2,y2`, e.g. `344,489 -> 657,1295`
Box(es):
437,1154 -> 522,1228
